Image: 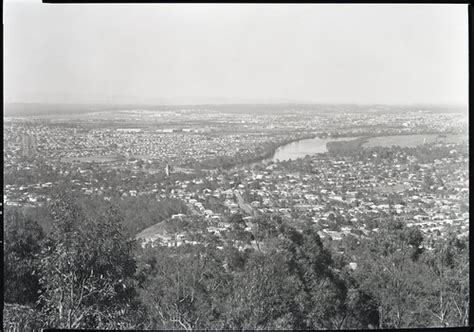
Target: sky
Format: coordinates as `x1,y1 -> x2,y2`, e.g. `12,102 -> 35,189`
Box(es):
3,2 -> 469,105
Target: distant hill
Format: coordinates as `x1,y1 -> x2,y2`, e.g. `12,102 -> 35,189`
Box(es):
4,103 -> 109,117
4,102 -> 467,117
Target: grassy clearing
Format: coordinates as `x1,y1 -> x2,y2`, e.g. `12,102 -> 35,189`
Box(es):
60,155 -> 118,163
363,134 -> 467,148
373,183 -> 409,194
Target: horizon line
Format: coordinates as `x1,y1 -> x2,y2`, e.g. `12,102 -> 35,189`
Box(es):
4,101 -> 468,107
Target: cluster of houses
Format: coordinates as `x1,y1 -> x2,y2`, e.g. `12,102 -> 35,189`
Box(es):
133,143 -> 468,248
4,111 -> 468,251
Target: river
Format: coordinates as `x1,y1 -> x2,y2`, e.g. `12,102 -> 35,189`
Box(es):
268,136 -> 359,162
243,133 -> 466,167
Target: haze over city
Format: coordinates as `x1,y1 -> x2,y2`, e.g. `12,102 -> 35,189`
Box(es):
4,2 -> 468,106
3,3 -> 469,331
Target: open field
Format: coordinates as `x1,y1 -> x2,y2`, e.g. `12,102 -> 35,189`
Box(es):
363,134 -> 467,148
372,183 -> 410,194
60,155 -> 118,163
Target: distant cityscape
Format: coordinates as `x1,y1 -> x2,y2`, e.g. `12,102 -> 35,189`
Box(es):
4,104 -> 469,329
4,105 -> 468,241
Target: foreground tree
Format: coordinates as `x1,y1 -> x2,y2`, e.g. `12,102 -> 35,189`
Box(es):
223,216 -> 379,329
137,241 -> 232,330
223,251 -> 304,329
349,219 -> 469,328
422,234 -> 469,327
4,208 -> 45,305
37,194 -> 142,329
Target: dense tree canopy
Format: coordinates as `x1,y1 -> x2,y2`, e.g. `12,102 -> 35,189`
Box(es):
4,208 -> 45,305
3,194 -> 469,330
36,194 -> 143,329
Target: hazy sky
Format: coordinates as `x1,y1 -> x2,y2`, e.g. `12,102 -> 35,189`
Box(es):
4,2 -> 468,105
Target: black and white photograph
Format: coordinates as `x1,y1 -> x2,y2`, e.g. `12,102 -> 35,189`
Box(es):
3,2 -> 469,330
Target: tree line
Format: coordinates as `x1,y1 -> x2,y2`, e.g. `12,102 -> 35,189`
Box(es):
3,194 -> 469,329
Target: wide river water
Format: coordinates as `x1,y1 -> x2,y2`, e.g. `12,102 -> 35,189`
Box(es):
269,136 -> 359,162
264,133 -> 467,163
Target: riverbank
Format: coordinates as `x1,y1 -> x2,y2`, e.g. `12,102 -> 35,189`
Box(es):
193,133 -> 317,171
326,137 -> 368,153
230,134 -> 317,169
326,132 -> 467,153
200,131 -> 467,172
